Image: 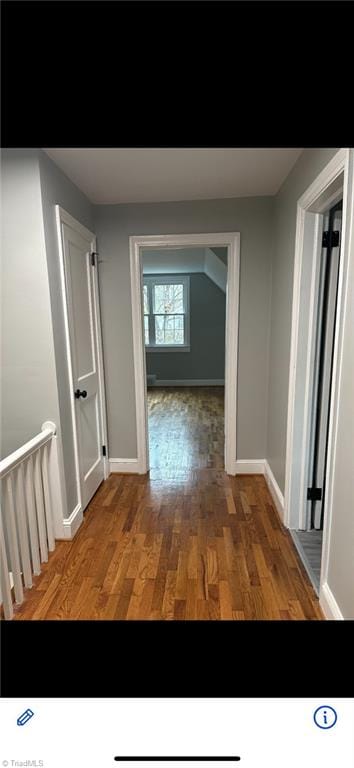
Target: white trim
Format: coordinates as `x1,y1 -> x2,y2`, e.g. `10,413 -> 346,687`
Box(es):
319,150 -> 354,594
92,246 -> 109,480
130,232 -> 240,477
297,215 -> 323,530
299,149 -> 347,211
264,460 -> 285,521
284,149 -> 347,527
148,379 -> 225,387
109,458 -> 144,474
319,582 -> 344,620
283,149 -> 353,605
55,206 -> 95,243
224,233 -> 240,476
235,460 -> 265,474
55,207 -> 83,514
60,504 -> 83,540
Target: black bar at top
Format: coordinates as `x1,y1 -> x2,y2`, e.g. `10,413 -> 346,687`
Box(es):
114,759 -> 241,762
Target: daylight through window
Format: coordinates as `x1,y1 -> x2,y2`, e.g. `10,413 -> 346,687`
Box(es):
143,276 -> 190,349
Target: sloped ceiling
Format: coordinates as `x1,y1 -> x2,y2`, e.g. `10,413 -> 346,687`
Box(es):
142,247 -> 227,292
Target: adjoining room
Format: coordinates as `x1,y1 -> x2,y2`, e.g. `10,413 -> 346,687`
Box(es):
142,246 -> 227,477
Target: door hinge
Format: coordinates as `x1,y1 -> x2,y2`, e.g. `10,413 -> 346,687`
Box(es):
307,487 -> 322,502
102,445 -> 107,457
322,230 -> 340,249
91,251 -> 98,266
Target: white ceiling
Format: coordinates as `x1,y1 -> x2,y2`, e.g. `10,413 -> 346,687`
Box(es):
44,148 -> 303,205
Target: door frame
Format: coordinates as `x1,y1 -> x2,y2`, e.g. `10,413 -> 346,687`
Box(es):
284,148 -> 353,601
55,206 -> 109,516
129,232 -> 240,475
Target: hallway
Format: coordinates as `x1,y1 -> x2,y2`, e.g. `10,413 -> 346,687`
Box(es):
11,388 -> 323,620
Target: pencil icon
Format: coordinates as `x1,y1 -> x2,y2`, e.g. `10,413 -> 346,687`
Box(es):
17,709 -> 34,726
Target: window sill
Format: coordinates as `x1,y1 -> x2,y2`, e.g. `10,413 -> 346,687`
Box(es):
145,345 -> 191,353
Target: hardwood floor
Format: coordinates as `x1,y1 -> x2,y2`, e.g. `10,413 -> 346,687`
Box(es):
11,387 -> 323,620
148,386 -> 225,472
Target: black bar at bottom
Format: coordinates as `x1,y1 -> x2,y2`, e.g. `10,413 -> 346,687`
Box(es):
114,759 -> 241,763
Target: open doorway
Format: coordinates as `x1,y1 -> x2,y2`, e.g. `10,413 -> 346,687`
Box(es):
141,246 -> 227,477
129,232 -> 240,477
291,200 -> 342,593
284,149 -> 352,611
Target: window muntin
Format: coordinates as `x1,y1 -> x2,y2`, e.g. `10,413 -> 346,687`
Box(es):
143,286 -> 150,344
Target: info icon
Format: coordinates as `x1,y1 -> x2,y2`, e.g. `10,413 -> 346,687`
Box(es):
313,706 -> 337,730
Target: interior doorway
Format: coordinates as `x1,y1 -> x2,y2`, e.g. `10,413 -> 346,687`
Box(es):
284,148 -> 352,610
292,200 -> 342,592
141,246 -> 227,476
129,233 -> 240,476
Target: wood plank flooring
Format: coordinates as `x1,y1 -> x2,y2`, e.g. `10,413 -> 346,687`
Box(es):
10,387 -> 323,620
148,386 -> 225,472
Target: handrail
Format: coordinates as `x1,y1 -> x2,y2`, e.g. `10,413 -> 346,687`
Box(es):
0,420 -> 60,619
0,421 -> 56,480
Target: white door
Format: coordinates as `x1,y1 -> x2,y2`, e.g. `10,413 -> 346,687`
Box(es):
59,212 -> 106,511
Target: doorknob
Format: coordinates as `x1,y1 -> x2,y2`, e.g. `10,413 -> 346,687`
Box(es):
74,389 -> 87,399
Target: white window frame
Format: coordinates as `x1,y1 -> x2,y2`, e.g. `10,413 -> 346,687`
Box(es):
143,274 -> 190,352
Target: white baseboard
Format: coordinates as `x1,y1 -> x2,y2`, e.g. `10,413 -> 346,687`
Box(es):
235,460 -> 265,474
235,459 -> 285,520
264,460 -> 285,521
149,379 -> 225,387
61,503 -> 83,540
109,458 -> 145,474
320,581 -> 344,620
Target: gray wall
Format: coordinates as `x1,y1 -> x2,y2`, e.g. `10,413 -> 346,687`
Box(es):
145,273 -> 226,381
38,150 -> 95,517
1,149 -> 60,459
1,149 -> 94,520
212,247 -> 228,264
266,149 -> 339,493
94,196 -> 274,460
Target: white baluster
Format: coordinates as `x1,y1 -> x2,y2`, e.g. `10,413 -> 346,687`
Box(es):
0,422 -> 63,618
4,474 -> 24,604
33,449 -> 48,563
14,465 -> 33,589
0,504 -> 14,620
41,442 -> 55,552
24,455 -> 41,575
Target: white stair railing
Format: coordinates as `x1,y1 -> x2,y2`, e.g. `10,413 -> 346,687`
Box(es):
0,421 -> 59,620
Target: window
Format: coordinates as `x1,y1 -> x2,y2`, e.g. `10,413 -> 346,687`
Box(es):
143,275 -> 190,351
